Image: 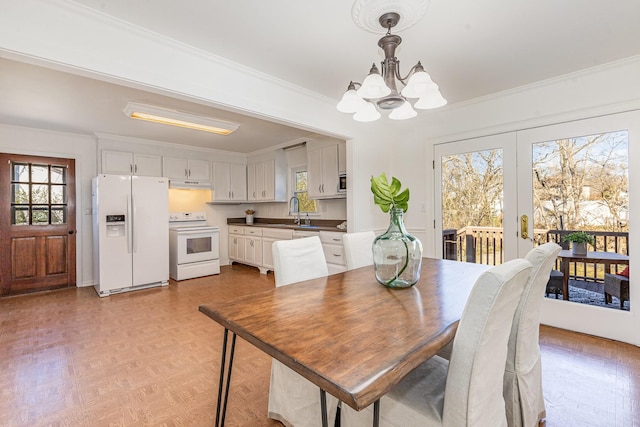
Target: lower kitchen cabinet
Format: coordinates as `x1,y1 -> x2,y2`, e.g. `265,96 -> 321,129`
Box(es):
320,231 -> 347,274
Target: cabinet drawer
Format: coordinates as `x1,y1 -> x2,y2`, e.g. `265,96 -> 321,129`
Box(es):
245,227 -> 263,236
320,231 -> 344,244
262,228 -> 293,240
322,244 -> 345,266
229,226 -> 245,235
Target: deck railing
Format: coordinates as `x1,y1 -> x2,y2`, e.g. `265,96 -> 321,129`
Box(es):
443,227 -> 629,283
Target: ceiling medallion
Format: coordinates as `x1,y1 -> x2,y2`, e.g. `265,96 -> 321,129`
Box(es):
337,9 -> 446,122
351,0 -> 429,34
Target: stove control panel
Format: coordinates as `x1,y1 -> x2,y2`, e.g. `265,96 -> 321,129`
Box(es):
169,212 -> 206,222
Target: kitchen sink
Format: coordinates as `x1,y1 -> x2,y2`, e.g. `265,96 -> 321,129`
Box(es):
298,225 -> 321,229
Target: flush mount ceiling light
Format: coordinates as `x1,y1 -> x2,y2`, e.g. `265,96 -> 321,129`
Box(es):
337,10 -> 446,122
123,102 -> 239,135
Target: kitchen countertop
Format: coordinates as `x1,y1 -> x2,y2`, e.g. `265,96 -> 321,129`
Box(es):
227,217 -> 346,233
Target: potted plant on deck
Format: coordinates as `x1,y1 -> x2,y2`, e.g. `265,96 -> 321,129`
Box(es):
562,231 -> 595,256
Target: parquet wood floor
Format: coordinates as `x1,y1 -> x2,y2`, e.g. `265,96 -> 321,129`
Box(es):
1,263 -> 639,427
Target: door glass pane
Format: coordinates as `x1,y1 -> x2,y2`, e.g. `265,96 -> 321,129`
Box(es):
12,206 -> 29,225
51,208 -> 66,224
187,236 -> 212,254
441,149 -> 504,265
51,186 -> 66,204
12,163 -> 29,182
32,207 -> 49,224
50,166 -> 66,184
532,130 -> 629,310
31,185 -> 49,204
31,165 -> 49,183
11,184 -> 29,204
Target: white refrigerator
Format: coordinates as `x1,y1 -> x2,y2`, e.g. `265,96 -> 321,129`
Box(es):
92,174 -> 169,296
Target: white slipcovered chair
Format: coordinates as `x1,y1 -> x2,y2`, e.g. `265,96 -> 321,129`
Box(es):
504,242 -> 562,427
342,231 -> 376,270
268,236 -> 339,427
341,258 -> 533,427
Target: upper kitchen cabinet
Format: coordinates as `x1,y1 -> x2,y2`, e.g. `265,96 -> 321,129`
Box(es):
212,162 -> 247,202
307,142 -> 345,199
163,157 -> 211,181
101,150 -> 162,176
247,149 -> 287,202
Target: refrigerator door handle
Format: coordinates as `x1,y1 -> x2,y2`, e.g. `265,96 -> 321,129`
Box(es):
127,196 -> 133,254
131,195 -> 137,253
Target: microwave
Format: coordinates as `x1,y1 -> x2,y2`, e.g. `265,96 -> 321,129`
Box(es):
338,173 -> 347,192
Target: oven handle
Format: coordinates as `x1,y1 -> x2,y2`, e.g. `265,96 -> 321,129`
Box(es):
177,230 -> 215,236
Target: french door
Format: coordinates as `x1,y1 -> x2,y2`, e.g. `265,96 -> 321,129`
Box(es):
435,111 -> 638,343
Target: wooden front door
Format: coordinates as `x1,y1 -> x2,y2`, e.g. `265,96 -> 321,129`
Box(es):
0,153 -> 76,296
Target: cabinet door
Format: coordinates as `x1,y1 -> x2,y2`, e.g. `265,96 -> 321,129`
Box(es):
321,145 -> 340,196
102,150 -> 133,174
307,148 -> 324,198
132,153 -> 162,176
230,164 -> 247,201
263,160 -> 276,200
228,235 -> 238,260
244,237 -> 262,265
213,163 -> 232,200
187,159 -> 211,181
163,157 -> 189,179
338,142 -> 346,174
247,163 -> 257,201
262,238 -> 275,269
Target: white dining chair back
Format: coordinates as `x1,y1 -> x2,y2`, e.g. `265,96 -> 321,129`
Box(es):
272,236 -> 328,287
504,242 -> 562,427
342,231 -> 376,270
268,236 -> 338,427
341,258 -> 533,427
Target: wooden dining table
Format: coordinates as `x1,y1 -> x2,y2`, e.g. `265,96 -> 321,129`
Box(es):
199,258 -> 490,426
557,250 -> 629,301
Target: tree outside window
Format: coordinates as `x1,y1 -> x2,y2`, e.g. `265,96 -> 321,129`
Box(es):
292,168 -> 317,213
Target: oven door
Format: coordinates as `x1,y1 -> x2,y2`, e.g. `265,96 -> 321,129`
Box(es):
176,229 -> 219,264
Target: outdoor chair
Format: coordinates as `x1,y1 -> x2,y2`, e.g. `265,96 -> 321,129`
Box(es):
545,270 -> 563,298
604,272 -> 629,310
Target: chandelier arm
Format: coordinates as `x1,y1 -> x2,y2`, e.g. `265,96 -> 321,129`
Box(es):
396,63 -> 421,84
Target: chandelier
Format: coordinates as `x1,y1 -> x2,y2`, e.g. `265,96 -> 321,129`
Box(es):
337,12 -> 446,122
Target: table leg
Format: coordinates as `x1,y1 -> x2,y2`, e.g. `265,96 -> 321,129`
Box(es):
215,328 -> 237,427
320,389 -> 328,427
562,259 -> 570,301
373,400 -> 380,427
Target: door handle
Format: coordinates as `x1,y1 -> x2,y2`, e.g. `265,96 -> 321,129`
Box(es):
520,215 -> 529,240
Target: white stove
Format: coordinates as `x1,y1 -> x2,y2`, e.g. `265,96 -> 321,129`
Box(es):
169,212 -> 220,280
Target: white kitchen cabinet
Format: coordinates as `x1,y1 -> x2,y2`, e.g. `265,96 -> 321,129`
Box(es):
262,228 -> 294,269
244,235 -> 263,267
163,157 -> 210,181
338,142 -> 346,174
213,162 -> 247,202
308,144 -> 344,199
247,150 -> 287,202
228,226 -> 245,261
101,150 -> 162,176
320,231 -> 347,274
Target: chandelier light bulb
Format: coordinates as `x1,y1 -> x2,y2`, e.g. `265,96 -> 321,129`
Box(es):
401,67 -> 435,99
337,82 -> 368,113
414,86 -> 448,109
389,101 -> 417,120
357,64 -> 391,99
353,101 -> 381,122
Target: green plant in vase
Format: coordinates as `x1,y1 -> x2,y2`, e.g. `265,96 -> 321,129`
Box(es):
562,231 -> 594,255
370,173 -> 423,288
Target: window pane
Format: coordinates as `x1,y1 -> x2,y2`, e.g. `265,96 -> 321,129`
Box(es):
32,184 -> 49,204
51,166 -> 66,184
296,191 -> 317,213
32,207 -> 49,224
51,207 -> 66,224
12,207 -> 29,225
295,171 -> 308,191
31,165 -> 49,183
12,163 -> 29,182
12,183 -> 30,204
51,185 -> 66,204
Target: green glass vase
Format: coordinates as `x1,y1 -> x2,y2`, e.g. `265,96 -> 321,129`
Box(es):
372,208 -> 423,288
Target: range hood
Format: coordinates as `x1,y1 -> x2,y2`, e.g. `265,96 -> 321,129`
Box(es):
169,180 -> 212,190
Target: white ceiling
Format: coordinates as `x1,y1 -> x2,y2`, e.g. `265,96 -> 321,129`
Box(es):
2,0 -> 640,152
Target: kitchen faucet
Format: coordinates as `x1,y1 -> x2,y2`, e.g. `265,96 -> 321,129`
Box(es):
289,196 -> 301,225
